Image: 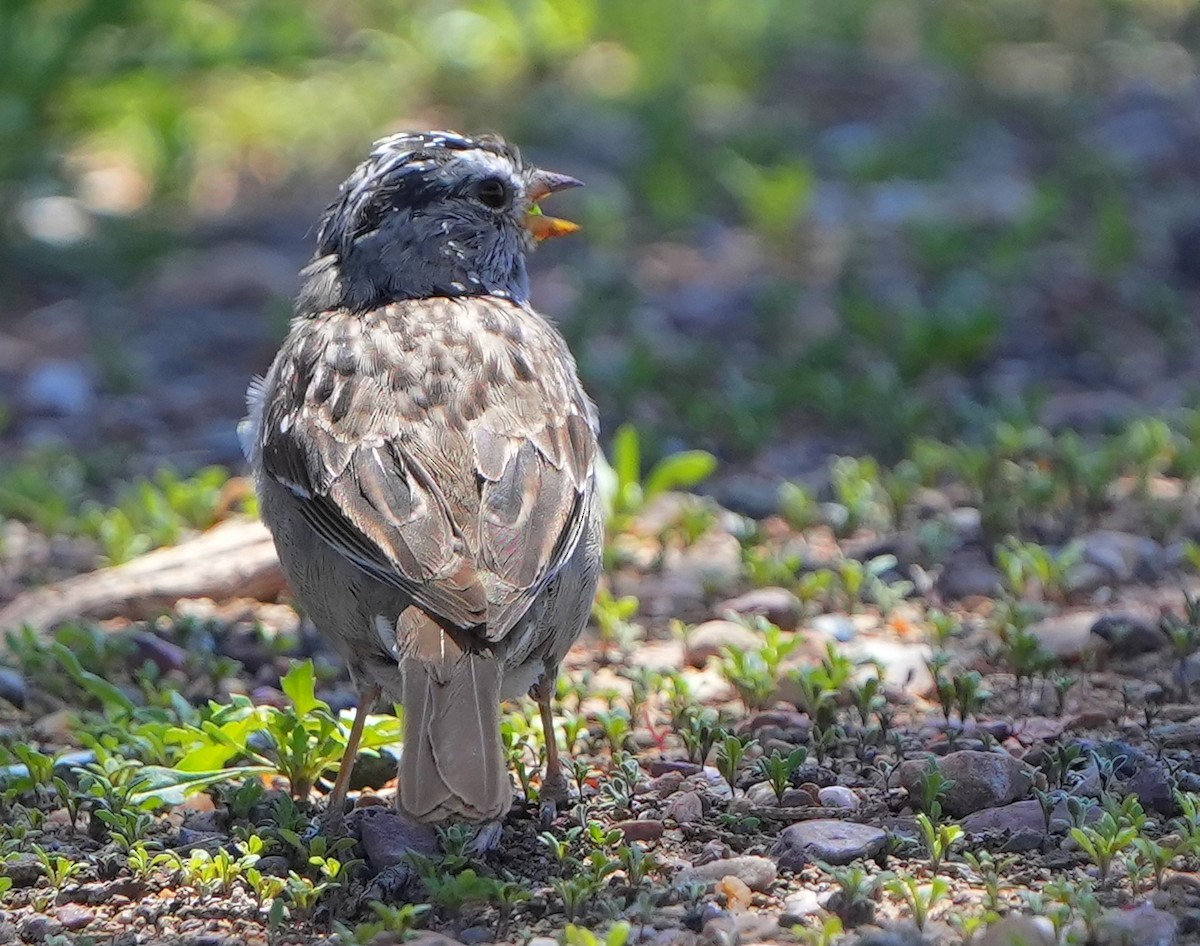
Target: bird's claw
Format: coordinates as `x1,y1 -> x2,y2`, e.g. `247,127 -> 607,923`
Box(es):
466,820 -> 505,856
538,770 -> 573,827
361,862 -> 418,904
314,803 -> 351,840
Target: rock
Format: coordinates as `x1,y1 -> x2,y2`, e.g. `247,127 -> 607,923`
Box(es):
674,856 -> 777,893
1093,901 -> 1177,946
1027,612 -> 1103,660
53,906 -> 93,932
254,855 -> 290,877
961,798 -> 1102,836
32,709 -> 74,742
780,787 -> 818,807
129,631 -> 189,674
2,853 -> 42,887
1073,740 -> 1176,815
898,750 -> 1033,817
843,639 -> 932,692
355,806 -> 438,870
1090,614 -> 1166,657
700,914 -> 739,946
810,613 -> 857,642
1080,530 -> 1163,584
700,766 -> 735,800
458,927 -> 491,945
673,532 -> 743,594
716,587 -> 802,630
746,782 -> 778,807
715,875 -> 752,911
778,889 -> 823,925
772,820 -> 887,869
650,759 -> 703,778
684,620 -> 763,667
667,787 -> 700,825
976,915 -> 1056,946
24,360 -> 93,416
733,913 -> 779,942
614,819 -> 665,843
0,668 -> 26,709
797,767 -> 837,788
710,475 -> 784,520
1126,758 -> 1176,816
17,915 -> 63,943
1149,719 -> 1200,748
818,786 -> 860,810
1065,562 -> 1111,596
651,771 -> 686,797
852,925 -> 930,946
408,935 -> 469,946
937,549 -> 1001,599
350,748 -> 401,791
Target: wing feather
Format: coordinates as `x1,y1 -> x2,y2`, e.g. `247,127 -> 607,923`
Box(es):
257,297 -> 596,638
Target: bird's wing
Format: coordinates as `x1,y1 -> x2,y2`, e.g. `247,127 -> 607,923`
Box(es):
257,296 -> 597,638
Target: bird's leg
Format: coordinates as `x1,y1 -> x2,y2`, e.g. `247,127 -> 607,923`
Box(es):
535,673 -> 570,825
321,683 -> 382,835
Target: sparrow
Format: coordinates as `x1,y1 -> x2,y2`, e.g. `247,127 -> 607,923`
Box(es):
242,131 -> 602,836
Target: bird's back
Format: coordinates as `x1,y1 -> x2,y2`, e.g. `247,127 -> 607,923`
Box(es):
247,295 -> 598,669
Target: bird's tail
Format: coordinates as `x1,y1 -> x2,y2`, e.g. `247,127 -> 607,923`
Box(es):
397,608 -> 511,823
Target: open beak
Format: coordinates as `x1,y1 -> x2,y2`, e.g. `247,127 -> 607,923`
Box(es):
524,169 -> 583,241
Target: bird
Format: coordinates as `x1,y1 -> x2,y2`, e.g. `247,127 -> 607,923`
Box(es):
242,131 -> 602,839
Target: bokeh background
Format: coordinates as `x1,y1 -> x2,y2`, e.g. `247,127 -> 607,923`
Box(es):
5,0 -> 1200,530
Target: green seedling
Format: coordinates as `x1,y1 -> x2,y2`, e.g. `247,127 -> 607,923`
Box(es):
715,733 -> 756,798
1070,811 -> 1137,883
884,874 -> 950,931
915,811 -> 963,873
907,760 -> 955,822
754,746 -> 807,803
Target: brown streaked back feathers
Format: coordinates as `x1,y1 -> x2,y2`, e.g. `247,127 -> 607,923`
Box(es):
257,296 -> 597,641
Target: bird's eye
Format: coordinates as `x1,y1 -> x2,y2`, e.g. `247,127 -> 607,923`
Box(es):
476,178 -> 510,209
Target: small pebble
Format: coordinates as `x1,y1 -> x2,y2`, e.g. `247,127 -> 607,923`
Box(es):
780,786 -> 818,807
976,915 -> 1056,946
674,856 -> 777,892
684,620 -> 763,667
666,790 -> 704,824
614,819 -> 665,843
651,771 -> 686,797
1094,901 -> 1177,946
715,875 -> 752,912
779,889 -> 822,925
817,786 -> 859,810
53,905 -> 94,932
17,915 -> 63,943
773,820 -> 887,869
716,586 -> 802,629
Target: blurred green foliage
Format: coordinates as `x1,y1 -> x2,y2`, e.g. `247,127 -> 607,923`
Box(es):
5,0 -> 1200,464
10,0 -> 1195,224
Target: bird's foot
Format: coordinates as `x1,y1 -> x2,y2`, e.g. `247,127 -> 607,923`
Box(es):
466,819 -> 505,856
314,804 -> 350,841
538,770 -> 573,827
361,862 -> 418,904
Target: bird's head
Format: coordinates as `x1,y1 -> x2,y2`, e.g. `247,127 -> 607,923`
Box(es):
299,131 -> 581,313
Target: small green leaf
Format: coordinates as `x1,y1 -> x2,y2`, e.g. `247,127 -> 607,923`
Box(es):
645,450 -> 716,499
612,424 -> 641,495
280,661 -> 326,717
51,642 -> 135,715
129,765 -> 273,808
